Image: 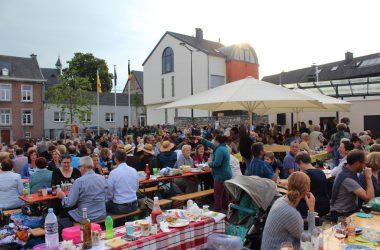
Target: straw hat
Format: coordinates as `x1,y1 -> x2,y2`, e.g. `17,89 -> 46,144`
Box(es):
160,141 -> 174,152
124,144 -> 134,154
142,143 -> 154,155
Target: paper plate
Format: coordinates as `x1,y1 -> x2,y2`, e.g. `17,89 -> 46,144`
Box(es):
362,231 -> 380,243
190,168 -> 202,173
344,245 -> 375,250
356,212 -> 374,218
168,219 -> 189,228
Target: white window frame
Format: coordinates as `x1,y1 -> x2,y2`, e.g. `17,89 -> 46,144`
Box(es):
0,109 -> 11,125
82,112 -> 92,122
21,109 -> 33,126
21,84 -> 33,102
53,111 -> 66,122
0,84 -> 11,101
105,112 -> 115,122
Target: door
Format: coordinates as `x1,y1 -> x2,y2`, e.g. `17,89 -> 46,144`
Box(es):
364,115 -> 380,136
1,129 -> 10,145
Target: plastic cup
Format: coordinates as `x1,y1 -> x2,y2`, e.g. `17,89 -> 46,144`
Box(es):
125,222 -> 134,235
153,168 -> 158,175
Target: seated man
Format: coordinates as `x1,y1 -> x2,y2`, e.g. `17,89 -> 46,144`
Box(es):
330,150 -> 375,221
295,152 -> 330,217
245,142 -> 277,182
331,140 -> 354,177
283,141 -> 300,178
57,156 -> 107,222
106,150 -> 139,214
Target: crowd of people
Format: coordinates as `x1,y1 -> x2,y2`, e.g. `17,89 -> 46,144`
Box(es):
0,117 -> 379,249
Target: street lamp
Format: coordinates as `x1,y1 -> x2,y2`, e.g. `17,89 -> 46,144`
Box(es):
180,42 -> 195,120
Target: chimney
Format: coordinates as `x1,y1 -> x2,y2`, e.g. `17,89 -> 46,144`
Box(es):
195,28 -> 203,40
345,51 -> 353,63
30,53 -> 37,59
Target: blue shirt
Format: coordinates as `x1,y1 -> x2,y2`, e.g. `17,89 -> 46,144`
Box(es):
0,171 -> 24,209
21,163 -> 36,179
70,155 -> 80,169
283,152 -> 298,178
107,162 -> 139,204
62,170 -> 107,222
245,158 -> 275,180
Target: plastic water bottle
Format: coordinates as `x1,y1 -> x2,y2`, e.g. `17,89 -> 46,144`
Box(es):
45,208 -> 59,250
105,216 -> 114,240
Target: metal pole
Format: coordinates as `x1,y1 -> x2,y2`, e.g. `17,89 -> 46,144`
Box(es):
128,65 -> 131,128
190,50 -> 194,121
114,65 -> 117,135
97,70 -> 100,137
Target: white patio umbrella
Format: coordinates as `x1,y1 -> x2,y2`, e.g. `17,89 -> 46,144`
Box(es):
252,88 -> 351,128
158,77 -> 324,125
254,88 -> 351,115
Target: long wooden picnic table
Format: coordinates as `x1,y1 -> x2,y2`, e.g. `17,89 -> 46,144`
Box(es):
139,169 -> 212,185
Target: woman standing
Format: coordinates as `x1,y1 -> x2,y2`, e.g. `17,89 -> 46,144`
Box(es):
199,135 -> 232,212
51,155 -> 81,186
48,149 -> 61,171
21,149 -> 38,179
262,172 -> 315,250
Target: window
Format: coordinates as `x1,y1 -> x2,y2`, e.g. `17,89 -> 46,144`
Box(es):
171,76 -> 175,97
175,108 -> 178,118
162,47 -> 174,73
330,65 -> 339,71
0,84 -> 11,101
211,75 -> 225,88
82,112 -> 92,122
105,113 -> 115,122
161,79 -> 165,98
0,109 -> 11,125
24,132 -> 31,139
21,85 -> 33,101
53,112 -> 65,122
165,109 -> 168,124
22,110 -> 32,125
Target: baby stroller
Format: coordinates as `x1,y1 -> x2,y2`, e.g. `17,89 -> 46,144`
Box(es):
224,176 -> 280,250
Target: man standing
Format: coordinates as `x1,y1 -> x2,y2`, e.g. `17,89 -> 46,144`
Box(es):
245,142 -> 277,182
283,141 -> 300,178
57,156 -> 107,222
309,125 -> 325,150
107,150 -> 139,214
330,150 -> 374,221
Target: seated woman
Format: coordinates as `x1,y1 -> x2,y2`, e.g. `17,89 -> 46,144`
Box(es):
174,145 -> 199,194
139,144 -> 158,172
21,149 -> 38,179
91,154 -> 105,175
193,144 -> 214,188
262,172 -> 315,250
295,152 -> 330,217
0,159 -> 24,209
30,157 -> 53,193
48,149 -> 61,171
51,155 -> 81,186
359,152 -> 380,205
157,141 -> 177,169
299,133 -> 312,154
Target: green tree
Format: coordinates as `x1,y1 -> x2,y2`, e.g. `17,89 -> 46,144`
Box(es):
66,52 -> 113,92
46,72 -> 96,125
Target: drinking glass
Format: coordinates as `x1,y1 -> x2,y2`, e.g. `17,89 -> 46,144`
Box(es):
362,203 -> 373,219
280,242 -> 294,250
334,218 -> 347,249
153,168 -> 158,176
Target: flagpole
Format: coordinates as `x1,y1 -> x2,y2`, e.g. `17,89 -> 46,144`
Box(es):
97,70 -> 100,137
128,60 -> 131,128
114,65 -> 117,136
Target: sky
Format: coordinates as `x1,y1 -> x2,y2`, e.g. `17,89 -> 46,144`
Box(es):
1,0 -> 380,92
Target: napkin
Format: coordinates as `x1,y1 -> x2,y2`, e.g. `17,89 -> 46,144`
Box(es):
202,211 -> 226,223
159,221 -> 170,232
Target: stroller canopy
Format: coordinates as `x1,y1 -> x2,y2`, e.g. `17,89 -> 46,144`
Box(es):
224,175 -> 277,211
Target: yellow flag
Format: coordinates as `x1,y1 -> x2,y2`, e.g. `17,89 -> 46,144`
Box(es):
97,71 -> 102,93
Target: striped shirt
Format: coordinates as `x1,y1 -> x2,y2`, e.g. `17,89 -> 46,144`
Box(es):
261,197 -> 303,250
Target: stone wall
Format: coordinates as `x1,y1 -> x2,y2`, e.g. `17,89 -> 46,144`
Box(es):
174,114 -> 268,129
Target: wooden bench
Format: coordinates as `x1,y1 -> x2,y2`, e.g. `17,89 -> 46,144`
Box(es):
139,186 -> 158,193
170,189 -> 214,208
3,208 -> 22,217
30,227 -> 45,237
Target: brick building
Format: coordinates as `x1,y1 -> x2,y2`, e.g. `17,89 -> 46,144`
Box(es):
0,54 -> 45,144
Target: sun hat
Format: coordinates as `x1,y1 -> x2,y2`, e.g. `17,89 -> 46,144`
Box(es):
160,141 -> 174,152
124,144 -> 134,154
142,143 -> 154,155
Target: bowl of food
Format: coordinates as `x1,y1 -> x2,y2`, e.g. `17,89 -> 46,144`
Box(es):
181,165 -> 191,173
